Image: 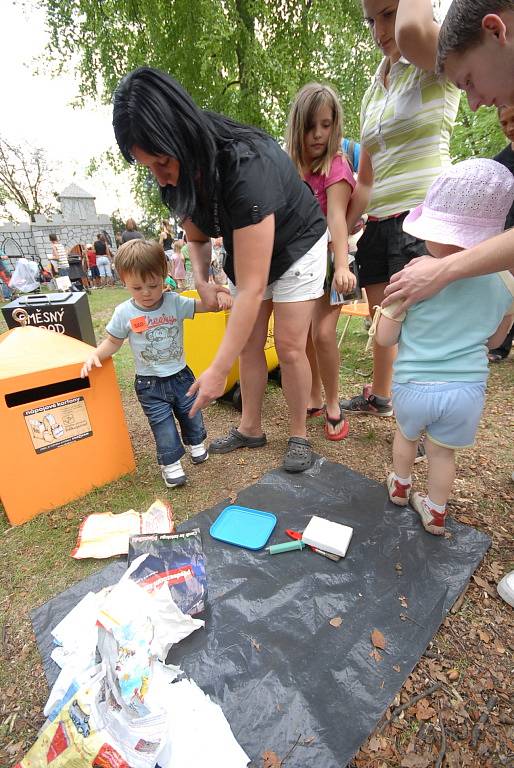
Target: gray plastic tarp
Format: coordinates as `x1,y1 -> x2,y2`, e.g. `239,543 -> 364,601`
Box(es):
31,457 -> 490,767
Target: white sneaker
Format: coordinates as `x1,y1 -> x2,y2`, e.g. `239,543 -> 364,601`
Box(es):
497,571 -> 514,607
410,492 -> 447,536
161,460 -> 186,488
386,472 -> 411,506
189,442 -> 209,465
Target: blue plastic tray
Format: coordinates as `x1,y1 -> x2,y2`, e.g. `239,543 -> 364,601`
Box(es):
210,505 -> 277,550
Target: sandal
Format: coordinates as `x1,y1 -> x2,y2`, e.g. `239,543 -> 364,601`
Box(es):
209,426 -> 267,455
324,407 -> 349,442
307,405 -> 325,418
283,436 -> 314,473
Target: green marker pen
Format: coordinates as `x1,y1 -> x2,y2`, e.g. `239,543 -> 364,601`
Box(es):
267,540 -> 305,554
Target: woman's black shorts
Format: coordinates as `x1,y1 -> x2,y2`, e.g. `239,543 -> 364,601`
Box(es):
355,211 -> 426,288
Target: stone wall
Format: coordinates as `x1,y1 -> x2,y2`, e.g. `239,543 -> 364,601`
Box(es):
0,184 -> 116,271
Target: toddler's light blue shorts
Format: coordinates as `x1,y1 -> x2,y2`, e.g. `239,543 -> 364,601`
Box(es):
392,381 -> 486,449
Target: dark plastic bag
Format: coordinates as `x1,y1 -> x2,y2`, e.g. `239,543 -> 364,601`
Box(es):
128,529 -> 207,615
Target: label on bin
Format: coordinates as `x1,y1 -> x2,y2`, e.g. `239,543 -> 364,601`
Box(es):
24,396 -> 92,453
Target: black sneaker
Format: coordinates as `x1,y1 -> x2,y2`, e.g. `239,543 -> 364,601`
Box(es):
340,386 -> 393,417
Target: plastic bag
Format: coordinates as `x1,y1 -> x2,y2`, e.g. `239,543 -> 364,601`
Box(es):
9,258 -> 39,293
14,665 -> 129,768
128,529 -> 207,615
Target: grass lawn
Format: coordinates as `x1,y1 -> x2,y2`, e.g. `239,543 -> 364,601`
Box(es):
0,287 -> 513,766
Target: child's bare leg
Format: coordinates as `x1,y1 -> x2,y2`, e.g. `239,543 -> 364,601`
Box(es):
424,439 -> 455,506
387,429 -> 417,506
392,429 -> 418,478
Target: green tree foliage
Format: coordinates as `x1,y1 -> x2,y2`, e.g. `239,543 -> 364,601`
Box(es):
40,0 -> 378,216
450,102 -> 506,162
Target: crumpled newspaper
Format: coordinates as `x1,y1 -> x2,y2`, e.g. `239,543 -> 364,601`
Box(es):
71,499 -> 174,559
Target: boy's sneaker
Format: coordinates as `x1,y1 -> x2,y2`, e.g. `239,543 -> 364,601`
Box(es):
340,385 -> 393,416
161,460 -> 187,488
497,571 -> 514,607
386,472 -> 411,506
410,492 -> 447,536
189,442 -> 209,465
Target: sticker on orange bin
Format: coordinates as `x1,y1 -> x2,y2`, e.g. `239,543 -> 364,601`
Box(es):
24,396 -> 93,454
130,315 -> 149,333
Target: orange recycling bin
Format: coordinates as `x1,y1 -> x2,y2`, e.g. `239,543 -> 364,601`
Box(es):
0,326 -> 135,525
182,290 -> 279,394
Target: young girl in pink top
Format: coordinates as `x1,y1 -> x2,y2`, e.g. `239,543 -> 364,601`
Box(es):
286,83 -> 356,440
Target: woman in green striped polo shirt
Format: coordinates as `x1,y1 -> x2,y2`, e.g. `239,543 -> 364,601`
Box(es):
342,0 -> 460,417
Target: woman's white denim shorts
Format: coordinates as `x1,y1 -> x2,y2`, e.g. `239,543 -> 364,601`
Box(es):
229,230 -> 328,303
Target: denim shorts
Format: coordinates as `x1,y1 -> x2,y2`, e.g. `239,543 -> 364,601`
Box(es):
228,230 -> 328,303
355,212 -> 426,287
134,366 -> 206,465
96,256 -> 112,278
392,381 -> 486,449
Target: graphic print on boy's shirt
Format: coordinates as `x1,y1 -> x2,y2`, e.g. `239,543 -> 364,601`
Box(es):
106,292 -> 195,376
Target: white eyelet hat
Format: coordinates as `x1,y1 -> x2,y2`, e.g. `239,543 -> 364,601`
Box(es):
403,158 -> 514,249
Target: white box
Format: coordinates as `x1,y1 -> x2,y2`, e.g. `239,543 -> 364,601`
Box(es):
302,515 -> 353,558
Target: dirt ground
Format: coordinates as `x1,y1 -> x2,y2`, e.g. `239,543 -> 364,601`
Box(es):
0,328 -> 512,767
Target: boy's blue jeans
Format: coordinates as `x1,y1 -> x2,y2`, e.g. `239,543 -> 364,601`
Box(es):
134,366 -> 207,466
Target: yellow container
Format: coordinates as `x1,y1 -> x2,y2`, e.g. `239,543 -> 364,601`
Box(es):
0,326 -> 135,526
182,290 -> 278,393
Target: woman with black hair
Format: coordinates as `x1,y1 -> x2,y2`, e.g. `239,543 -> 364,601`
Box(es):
113,67 -> 328,472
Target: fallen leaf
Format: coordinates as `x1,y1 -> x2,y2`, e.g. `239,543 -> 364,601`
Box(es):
5,742 -> 24,756
229,492 -> 237,503
393,664 -> 401,673
399,595 -> 408,608
301,736 -> 315,745
371,628 -> 386,649
262,750 -> 282,768
448,668 -> 459,681
368,735 -> 382,752
369,648 -> 383,662
251,638 -> 262,652
329,616 -> 343,628
415,700 -> 436,721
400,755 -> 432,768
395,562 -> 403,572
478,629 -> 491,643
472,574 -> 497,597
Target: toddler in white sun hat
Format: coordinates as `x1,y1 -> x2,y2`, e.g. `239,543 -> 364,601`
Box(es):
371,158 -> 514,536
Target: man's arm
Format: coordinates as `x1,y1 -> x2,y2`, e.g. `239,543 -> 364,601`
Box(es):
395,0 -> 440,72
383,229 -> 514,314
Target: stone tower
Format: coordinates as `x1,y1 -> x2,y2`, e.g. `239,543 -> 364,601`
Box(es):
58,183 -> 97,222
